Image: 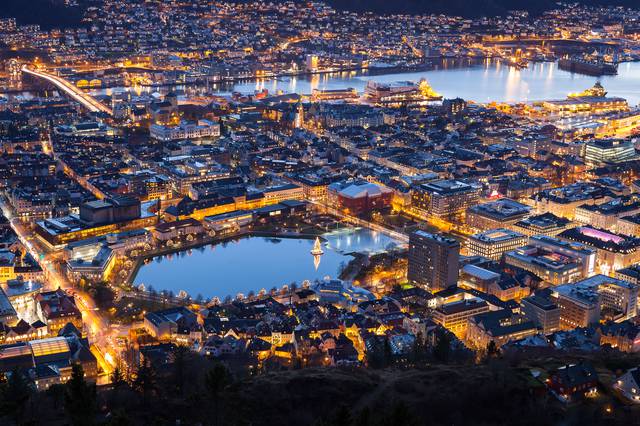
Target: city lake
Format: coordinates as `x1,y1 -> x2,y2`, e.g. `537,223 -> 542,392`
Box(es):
132,228 -> 401,299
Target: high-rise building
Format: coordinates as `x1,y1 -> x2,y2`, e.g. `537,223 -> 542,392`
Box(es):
407,231 -> 460,292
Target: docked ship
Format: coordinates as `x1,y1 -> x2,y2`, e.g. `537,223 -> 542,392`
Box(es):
364,79 -> 442,105
558,56 -> 618,76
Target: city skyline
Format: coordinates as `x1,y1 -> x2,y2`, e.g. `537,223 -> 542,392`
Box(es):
1,1 -> 640,425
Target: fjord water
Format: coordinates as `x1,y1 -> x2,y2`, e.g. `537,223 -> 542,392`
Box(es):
238,60 -> 640,104
88,60 -> 640,105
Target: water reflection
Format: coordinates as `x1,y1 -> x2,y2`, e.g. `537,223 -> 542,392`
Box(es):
83,60 -> 640,105
133,228 -> 400,299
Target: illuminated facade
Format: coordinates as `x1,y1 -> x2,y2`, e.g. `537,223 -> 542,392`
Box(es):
411,180 -> 481,221
467,229 -> 528,261
407,231 -> 460,292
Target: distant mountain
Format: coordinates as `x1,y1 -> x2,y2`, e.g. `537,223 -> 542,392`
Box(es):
323,0 -> 637,17
0,0 -> 635,30
0,0 -> 87,30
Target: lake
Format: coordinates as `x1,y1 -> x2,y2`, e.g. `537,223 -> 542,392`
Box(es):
132,228 -> 401,299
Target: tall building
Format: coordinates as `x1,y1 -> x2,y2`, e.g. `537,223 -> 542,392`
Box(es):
407,231 -> 460,292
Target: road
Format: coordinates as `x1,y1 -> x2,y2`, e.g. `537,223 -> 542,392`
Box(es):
21,65 -> 113,116
0,197 -> 116,381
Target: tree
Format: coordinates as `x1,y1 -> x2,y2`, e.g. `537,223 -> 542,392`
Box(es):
104,409 -> 133,426
411,331 -> 426,363
486,340 -> 499,360
354,407 -> 371,426
433,328 -> 452,364
331,405 -> 352,426
110,365 -> 126,388
383,336 -> 393,367
133,360 -> 157,407
205,362 -> 232,426
380,401 -> 418,426
64,363 -> 97,426
172,344 -> 189,396
0,368 -> 33,424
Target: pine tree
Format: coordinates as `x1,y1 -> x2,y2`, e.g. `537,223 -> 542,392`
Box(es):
64,363 -> 97,426
205,362 -> 232,426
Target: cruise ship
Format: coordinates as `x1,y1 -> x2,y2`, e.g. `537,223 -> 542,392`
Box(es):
364,79 -> 442,105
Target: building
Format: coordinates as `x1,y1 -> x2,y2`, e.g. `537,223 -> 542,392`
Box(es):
552,284 -> 601,330
407,231 -> 460,292
364,79 -> 441,105
432,298 -> 490,339
547,363 -> 599,402
305,54 -> 319,72
152,218 -> 204,242
311,88 -> 358,102
466,198 -> 531,231
466,309 -> 538,349
614,367 -> 640,403
150,119 -> 220,141
411,180 -> 481,221
584,139 -> 638,165
467,229 -> 528,261
575,196 -> 640,232
528,235 -> 596,278
617,214 -> 640,237
312,279 -> 375,307
80,196 -> 141,225
327,181 -> 393,215
35,199 -> 158,248
512,213 -> 572,237
597,322 -> 640,353
35,289 -> 83,337
504,246 -> 584,286
531,183 -> 614,220
65,243 -> 116,284
615,264 -> 640,287
567,275 -> 638,322
558,226 -> 640,274
550,275 -> 637,328
144,306 -> 202,346
459,264 -> 501,293
521,292 -> 561,334
442,98 -> 467,116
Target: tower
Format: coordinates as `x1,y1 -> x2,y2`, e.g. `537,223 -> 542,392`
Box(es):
294,102 -> 304,128
7,59 -> 22,89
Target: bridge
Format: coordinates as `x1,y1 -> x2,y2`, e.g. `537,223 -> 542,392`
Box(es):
21,65 -> 113,115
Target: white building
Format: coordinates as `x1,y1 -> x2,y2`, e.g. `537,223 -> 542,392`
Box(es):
150,119 -> 220,141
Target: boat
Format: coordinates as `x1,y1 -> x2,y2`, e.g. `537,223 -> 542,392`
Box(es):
558,56 -> 618,76
310,237 -> 324,255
